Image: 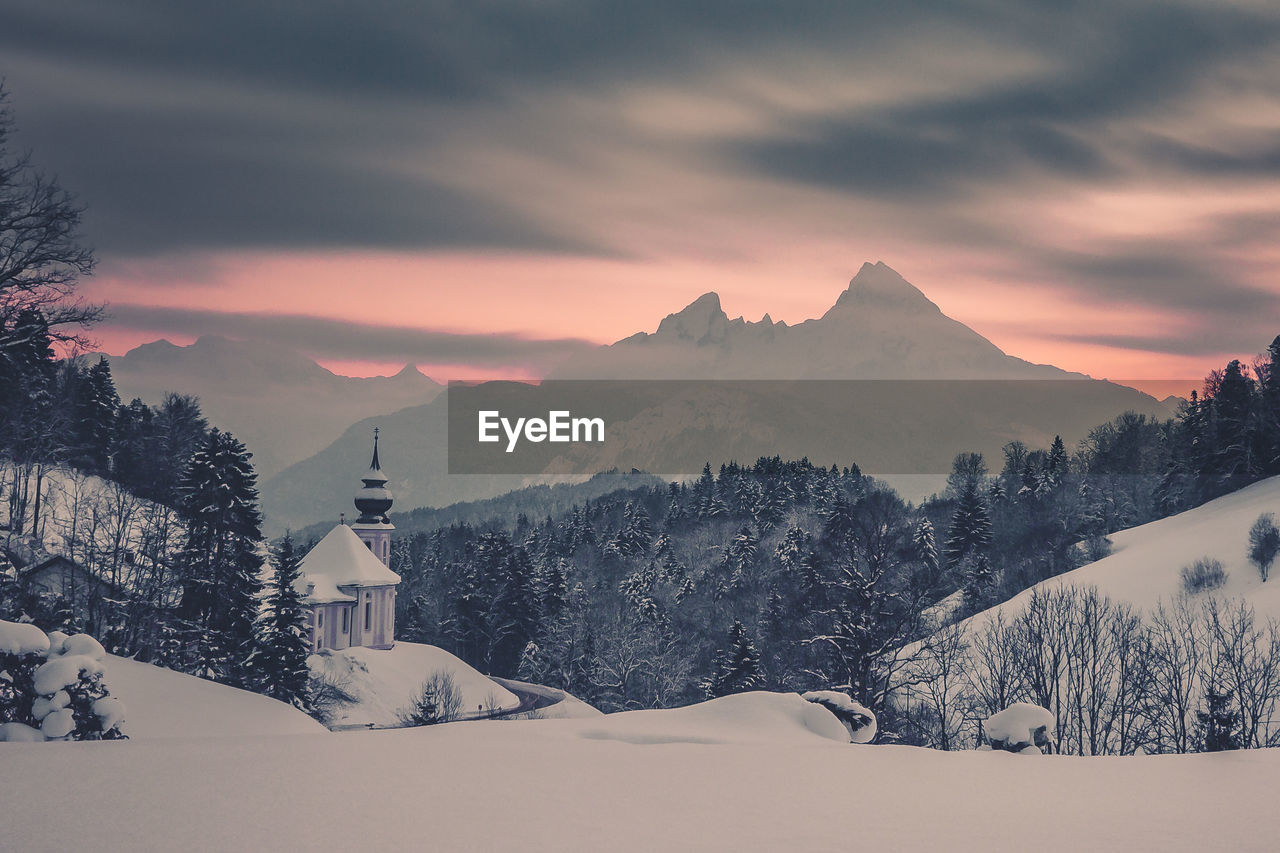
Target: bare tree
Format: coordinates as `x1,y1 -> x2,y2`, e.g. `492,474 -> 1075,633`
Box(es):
1143,598 -> 1204,754
965,610 -> 1027,720
397,669 -> 463,726
1200,597 -> 1280,749
910,621 -> 970,750
0,84 -> 99,352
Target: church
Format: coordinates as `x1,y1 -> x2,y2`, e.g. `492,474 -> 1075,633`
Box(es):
298,430 -> 401,651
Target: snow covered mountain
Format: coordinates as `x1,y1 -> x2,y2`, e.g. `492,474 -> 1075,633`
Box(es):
103,336 -> 442,479
554,262 -> 1078,380
260,263 -> 1173,529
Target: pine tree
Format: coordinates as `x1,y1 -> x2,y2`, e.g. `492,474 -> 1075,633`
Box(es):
1209,360 -> 1257,494
1196,688 -> 1241,752
1045,435 -> 1067,488
537,557 -> 570,622
913,517 -> 939,578
722,524 -> 759,589
961,554 -> 995,611
944,479 -> 992,567
1262,335 -> 1280,475
173,430 -> 265,686
252,534 -> 313,710
705,621 -> 764,698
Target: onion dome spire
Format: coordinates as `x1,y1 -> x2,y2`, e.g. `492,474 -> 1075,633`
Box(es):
354,427 -> 393,523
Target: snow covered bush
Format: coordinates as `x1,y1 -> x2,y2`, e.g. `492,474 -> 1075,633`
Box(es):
397,669 -> 463,726
1248,514 -> 1280,582
802,691 -> 877,743
1181,557 -> 1227,594
0,620 -> 125,742
984,702 -> 1053,754
1,620 -> 49,729
307,670 -> 357,727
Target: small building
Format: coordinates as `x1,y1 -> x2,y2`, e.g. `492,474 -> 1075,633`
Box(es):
299,431 -> 400,651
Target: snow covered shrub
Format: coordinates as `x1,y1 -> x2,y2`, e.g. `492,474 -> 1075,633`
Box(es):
1,620 -> 50,728
1248,514 -> 1280,582
1084,534 -> 1113,563
0,620 -> 126,742
1181,558 -> 1227,594
397,669 -> 463,726
307,672 -> 356,727
984,702 -> 1054,754
802,691 -> 877,744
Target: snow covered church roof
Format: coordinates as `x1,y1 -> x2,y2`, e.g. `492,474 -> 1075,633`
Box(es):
299,524 -> 401,590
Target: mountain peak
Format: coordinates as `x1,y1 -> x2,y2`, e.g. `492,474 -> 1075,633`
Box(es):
655,291 -> 730,345
826,261 -> 942,317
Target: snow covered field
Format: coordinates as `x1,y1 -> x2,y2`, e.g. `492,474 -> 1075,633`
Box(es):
308,641 -> 519,727
3,690 -> 1279,852
104,654 -> 325,738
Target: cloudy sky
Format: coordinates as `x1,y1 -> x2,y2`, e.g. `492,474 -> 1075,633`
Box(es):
4,0 -> 1279,383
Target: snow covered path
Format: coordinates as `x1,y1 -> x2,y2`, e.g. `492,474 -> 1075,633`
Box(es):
3,693 -> 1279,852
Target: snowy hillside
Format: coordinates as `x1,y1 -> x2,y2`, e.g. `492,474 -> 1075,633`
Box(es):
4,690 -> 1279,851
104,655 -> 326,739
309,641 -> 520,727
969,475 -> 1280,621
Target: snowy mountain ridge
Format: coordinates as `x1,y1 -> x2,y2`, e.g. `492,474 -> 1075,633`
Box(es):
102,335 -> 443,479
556,262 -> 1079,380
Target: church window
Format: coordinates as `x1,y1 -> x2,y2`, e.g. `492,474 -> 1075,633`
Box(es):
365,600 -> 372,631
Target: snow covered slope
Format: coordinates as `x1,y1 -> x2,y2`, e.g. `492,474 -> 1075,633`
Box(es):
103,655 -> 326,739
4,691 -> 1279,852
972,475 -> 1280,622
309,641 -> 519,727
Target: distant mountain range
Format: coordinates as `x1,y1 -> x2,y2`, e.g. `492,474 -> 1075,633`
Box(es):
552,262 -> 1077,380
101,335 -> 442,480
251,262 -> 1174,531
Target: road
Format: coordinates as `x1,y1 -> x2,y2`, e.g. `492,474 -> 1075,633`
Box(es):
331,675 -> 564,731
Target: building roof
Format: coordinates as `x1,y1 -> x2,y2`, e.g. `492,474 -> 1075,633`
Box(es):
298,573 -> 357,605
299,523 -> 401,589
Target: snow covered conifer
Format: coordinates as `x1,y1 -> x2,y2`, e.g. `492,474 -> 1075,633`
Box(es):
944,479 -> 992,567
174,429 -> 265,686
722,524 -> 759,589
705,620 -> 764,698
1045,435 -> 1067,488
961,554 -> 995,611
253,534 -> 313,711
912,517 -> 939,577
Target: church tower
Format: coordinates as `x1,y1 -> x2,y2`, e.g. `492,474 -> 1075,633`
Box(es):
350,428 -> 394,567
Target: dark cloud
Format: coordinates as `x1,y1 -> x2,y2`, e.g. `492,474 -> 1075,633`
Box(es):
734,2 -> 1280,197
106,304 -> 596,368
1023,242 -> 1279,316
4,0 -> 1280,365
1046,327 -> 1277,359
